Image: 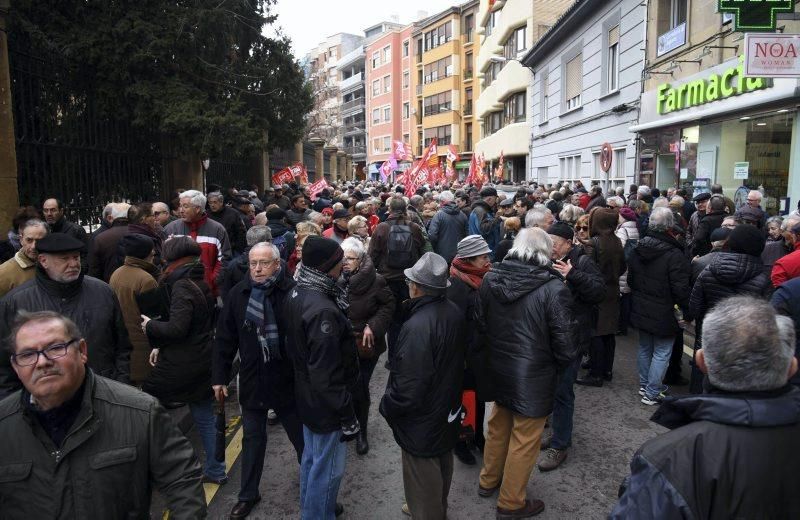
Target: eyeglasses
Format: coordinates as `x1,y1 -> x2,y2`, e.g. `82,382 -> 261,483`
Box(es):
249,260 -> 278,268
344,256 -> 360,262
12,338 -> 79,367
575,226 -> 589,231
404,278 -> 414,286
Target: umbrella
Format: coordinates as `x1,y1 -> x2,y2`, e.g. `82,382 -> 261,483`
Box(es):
214,397 -> 226,463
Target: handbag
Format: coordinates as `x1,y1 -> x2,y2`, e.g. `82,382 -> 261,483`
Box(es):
136,284 -> 171,320
354,331 -> 374,359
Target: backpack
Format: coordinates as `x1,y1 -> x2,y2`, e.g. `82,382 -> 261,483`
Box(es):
623,238 -> 639,262
272,233 -> 288,260
386,223 -> 417,269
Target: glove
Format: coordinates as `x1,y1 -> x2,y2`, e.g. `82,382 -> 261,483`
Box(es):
339,418 -> 360,443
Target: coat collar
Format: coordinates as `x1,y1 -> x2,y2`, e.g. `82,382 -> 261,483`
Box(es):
13,249 -> 36,270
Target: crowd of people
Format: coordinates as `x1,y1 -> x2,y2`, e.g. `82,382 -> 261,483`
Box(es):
0,177 -> 799,519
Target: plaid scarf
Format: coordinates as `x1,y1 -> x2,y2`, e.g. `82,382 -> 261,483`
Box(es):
296,264 -> 349,312
246,274 -> 281,363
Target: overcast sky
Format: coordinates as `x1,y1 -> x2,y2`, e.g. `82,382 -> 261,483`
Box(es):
271,0 -> 460,59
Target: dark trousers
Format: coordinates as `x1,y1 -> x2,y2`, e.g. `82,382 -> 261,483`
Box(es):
238,407 -> 304,502
551,357 -> 580,450
386,279 -> 410,367
665,331 -> 685,382
589,334 -> 616,378
353,355 -> 379,430
618,292 -> 632,335
402,449 -> 453,520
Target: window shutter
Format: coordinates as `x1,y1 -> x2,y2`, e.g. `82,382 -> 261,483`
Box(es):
609,25 -> 620,47
565,54 -> 582,100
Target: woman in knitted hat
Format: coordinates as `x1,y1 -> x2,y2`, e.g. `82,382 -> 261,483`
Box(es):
140,235 -> 226,484
447,234 -> 492,465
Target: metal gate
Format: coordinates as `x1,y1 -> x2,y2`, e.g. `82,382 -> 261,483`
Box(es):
9,45 -> 167,231
204,154 -> 260,193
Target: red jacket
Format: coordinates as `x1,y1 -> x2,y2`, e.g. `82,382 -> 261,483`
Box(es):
164,215 -> 231,296
772,242 -> 800,287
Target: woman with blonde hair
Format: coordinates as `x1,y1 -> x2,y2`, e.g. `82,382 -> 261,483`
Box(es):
287,221 -> 321,277
347,215 -> 370,248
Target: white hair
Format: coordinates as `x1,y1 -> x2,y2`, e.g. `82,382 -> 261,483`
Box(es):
702,296 -> 796,391
525,207 -> 551,228
110,203 -> 131,220
748,190 -> 763,201
179,189 -> 207,209
249,241 -> 280,261
652,196 -> 669,209
506,228 -> 552,266
559,204 -> 584,225
648,206 -> 674,232
341,237 -> 366,259
438,190 -> 455,203
606,196 -> 625,207
207,191 -> 224,202
637,185 -> 651,197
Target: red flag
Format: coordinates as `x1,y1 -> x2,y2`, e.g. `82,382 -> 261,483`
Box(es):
405,138 -> 438,195
306,178 -> 329,200
392,140 -> 413,161
289,162 -> 308,185
271,167 -> 294,186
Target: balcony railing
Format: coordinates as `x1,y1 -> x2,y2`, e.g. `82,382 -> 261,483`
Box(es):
344,145 -> 366,156
341,98 -> 365,112
464,70 -> 473,80
416,85 -> 423,95
463,30 -> 473,43
339,72 -> 364,91
463,101 -> 472,115
343,125 -> 366,135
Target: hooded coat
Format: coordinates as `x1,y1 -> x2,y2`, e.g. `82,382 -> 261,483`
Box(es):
428,203 -> 468,264
689,252 -> 772,321
476,258 -> 577,418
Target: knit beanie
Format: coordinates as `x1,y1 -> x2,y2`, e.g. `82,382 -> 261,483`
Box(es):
727,224 -> 766,257
302,235 -> 343,273
619,207 -> 637,222
120,234 -> 154,260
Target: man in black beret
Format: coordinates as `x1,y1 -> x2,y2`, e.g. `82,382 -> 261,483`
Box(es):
0,233 -> 132,398
285,236 -> 358,518
686,192 -> 711,252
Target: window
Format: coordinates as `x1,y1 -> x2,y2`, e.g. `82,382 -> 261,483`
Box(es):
424,124 -> 451,146
464,88 -> 473,115
463,14 -> 474,42
465,123 -> 472,151
565,54 -> 582,110
403,71 -> 410,89
383,45 -> 391,64
485,60 -> 503,86
403,102 -> 410,119
613,149 -> 626,179
402,41 -> 409,57
383,106 -> 391,122
372,79 -> 381,97
372,138 -> 381,153
669,0 -> 687,29
372,108 -> 380,125
372,51 -> 380,69
423,57 -> 453,84
483,111 -> 503,137
424,22 -> 452,51
423,91 -> 452,116
504,26 -> 527,59
383,75 -> 391,93
486,10 -> 499,36
504,92 -> 526,124
464,52 -> 473,79
559,154 -> 581,180
383,136 -> 391,153
541,72 -> 549,122
607,25 -> 619,92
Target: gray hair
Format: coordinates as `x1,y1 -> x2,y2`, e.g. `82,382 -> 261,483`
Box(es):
354,201 -> 367,212
254,212 -> 267,226
410,195 -> 423,209
558,204 -> 584,225
248,242 -> 280,262
615,187 -> 625,196
341,237 -> 366,260
20,219 -> 48,235
748,190 -> 763,201
101,203 -> 113,219
439,190 -> 454,203
766,216 -> 783,228
606,196 -> 625,208
648,207 -> 674,232
702,296 -> 796,391
525,207 -> 551,228
389,196 -> 407,213
110,203 -> 131,220
780,216 -> 799,232
652,197 -> 669,209
7,310 -> 83,354
207,191 -> 224,202
637,185 -> 651,197
246,225 -> 272,247
179,189 -> 207,209
506,228 -> 552,266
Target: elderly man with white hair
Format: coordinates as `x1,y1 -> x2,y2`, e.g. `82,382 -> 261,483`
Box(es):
427,190 -> 468,264
524,207 -> 554,229
612,296 -> 800,518
476,228 -> 577,518
164,189 -> 232,296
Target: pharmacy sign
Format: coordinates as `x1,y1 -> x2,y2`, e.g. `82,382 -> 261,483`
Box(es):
718,1 -> 795,32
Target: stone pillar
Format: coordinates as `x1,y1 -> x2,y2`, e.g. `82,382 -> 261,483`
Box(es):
337,151 -> 347,183
324,146 -> 338,182
309,137 -> 325,181
294,142 -> 304,164
0,0 -> 19,233
170,156 -> 204,192
346,155 -> 354,181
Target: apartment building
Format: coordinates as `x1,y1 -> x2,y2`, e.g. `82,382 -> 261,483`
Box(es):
631,0 -> 800,213
407,1 -> 479,178
475,0 -> 571,181
522,0 -> 646,191
365,25 -> 415,175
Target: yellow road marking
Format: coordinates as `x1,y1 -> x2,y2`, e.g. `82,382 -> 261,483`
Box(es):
203,419 -> 245,504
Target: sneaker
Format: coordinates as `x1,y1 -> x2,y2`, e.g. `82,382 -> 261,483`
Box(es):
639,387 -> 668,398
537,448 -> 568,472
641,395 -> 663,406
638,387 -> 646,397
401,503 -> 411,516
267,409 -> 278,425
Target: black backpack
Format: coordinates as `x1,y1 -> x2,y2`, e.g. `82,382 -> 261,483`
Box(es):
386,223 -> 417,269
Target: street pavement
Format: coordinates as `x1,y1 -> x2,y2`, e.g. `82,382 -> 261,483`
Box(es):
160,330 -> 688,519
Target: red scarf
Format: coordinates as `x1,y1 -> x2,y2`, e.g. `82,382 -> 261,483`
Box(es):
187,214 -> 208,240
450,258 -> 490,290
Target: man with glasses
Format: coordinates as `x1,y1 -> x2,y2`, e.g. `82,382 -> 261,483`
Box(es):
213,242 -> 303,519
0,233 -> 131,399
152,201 -> 175,228
0,310 -> 206,518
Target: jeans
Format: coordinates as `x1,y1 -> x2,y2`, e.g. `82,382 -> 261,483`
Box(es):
299,427 -> 347,520
188,399 -> 227,480
238,407 -> 305,502
637,331 -> 675,399
550,358 -> 580,450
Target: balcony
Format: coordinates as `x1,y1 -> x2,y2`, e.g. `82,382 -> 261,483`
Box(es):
341,98 -> 365,113
343,124 -> 366,136
463,101 -> 473,116
344,145 -> 366,156
464,70 -> 473,81
339,72 -> 364,92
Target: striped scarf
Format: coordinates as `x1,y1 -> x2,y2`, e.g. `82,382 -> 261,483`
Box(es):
296,264 -> 349,312
246,274 -> 281,363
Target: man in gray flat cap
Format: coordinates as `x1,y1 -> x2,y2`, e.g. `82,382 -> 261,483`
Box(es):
380,252 -> 466,520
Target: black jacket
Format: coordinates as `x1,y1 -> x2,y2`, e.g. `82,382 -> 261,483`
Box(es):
338,257 -> 394,357
477,259 -> 577,418
428,204 -> 468,264
285,208 -> 312,231
266,221 -> 296,262
380,295 -> 465,457
770,277 -> 800,386
142,262 -> 215,403
628,232 -> 692,336
285,285 -> 359,433
0,267 -> 131,398
208,206 -> 247,256
611,386 -> 800,519
689,252 -> 772,322
691,211 -> 725,258
562,246 -> 606,347
214,268 -> 297,411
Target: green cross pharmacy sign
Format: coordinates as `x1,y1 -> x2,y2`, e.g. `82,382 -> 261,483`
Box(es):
718,1 -> 796,32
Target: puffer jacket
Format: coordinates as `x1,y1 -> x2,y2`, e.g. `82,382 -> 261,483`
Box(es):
563,246 -> 606,347
691,210 -> 726,258
380,295 -> 465,457
476,258 -> 577,418
628,231 -> 692,337
338,257 -> 394,358
428,203 -> 468,264
616,220 -> 640,293
0,370 -> 205,519
771,277 -> 800,386
689,252 -> 772,321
